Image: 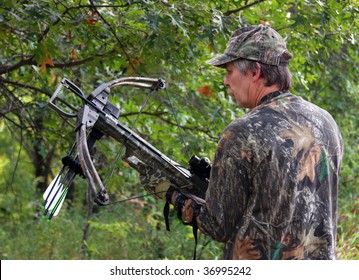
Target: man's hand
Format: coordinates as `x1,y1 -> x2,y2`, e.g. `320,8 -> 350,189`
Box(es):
166,187 -> 205,225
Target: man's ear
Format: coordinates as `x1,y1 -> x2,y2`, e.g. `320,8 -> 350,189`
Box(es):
252,62 -> 262,82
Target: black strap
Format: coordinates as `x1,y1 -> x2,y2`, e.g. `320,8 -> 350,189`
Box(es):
163,201 -> 171,231
191,220 -> 199,260
163,189 -> 201,260
174,193 -> 201,260
178,214 -> 199,260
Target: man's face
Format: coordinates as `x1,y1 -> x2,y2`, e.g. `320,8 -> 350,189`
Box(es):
224,61 -> 253,108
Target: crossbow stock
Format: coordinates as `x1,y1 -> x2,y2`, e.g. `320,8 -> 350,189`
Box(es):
42,77 -> 210,221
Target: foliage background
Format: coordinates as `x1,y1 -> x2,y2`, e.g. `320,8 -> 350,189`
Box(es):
0,0 -> 358,260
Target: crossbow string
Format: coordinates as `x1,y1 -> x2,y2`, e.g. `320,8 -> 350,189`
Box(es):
42,76 -> 210,221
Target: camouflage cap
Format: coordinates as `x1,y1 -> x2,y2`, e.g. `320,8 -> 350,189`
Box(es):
206,25 -> 293,67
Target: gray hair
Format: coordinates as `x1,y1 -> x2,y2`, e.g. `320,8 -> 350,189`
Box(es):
233,59 -> 292,90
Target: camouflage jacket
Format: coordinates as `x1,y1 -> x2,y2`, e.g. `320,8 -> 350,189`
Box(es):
196,91 -> 343,260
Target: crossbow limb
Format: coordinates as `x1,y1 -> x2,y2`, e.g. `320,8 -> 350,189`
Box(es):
42,77 -> 209,221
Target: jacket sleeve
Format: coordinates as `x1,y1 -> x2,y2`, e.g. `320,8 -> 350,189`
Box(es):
196,127 -> 252,242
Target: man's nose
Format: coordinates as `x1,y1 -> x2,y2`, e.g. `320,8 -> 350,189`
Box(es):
224,76 -> 229,87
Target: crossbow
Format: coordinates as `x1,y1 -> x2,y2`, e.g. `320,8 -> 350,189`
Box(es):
42,76 -> 210,221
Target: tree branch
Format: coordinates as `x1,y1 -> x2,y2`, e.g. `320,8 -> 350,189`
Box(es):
223,0 -> 267,16
0,56 -> 34,75
0,2 -> 119,75
0,50 -> 116,75
88,0 -> 141,75
0,77 -> 50,96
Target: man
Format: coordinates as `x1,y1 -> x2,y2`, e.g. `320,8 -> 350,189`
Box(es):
143,25 -> 344,259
